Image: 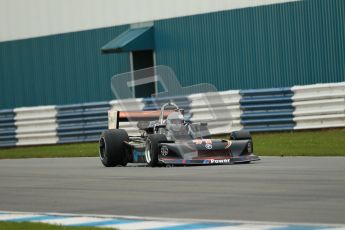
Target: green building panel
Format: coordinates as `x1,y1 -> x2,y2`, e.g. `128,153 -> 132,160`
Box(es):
1,0 -> 345,110
0,25 -> 130,109
154,0 -> 345,91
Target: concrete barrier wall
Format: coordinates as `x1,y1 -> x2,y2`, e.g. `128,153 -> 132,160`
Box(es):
0,82 -> 344,147
292,82 -> 345,130
14,106 -> 58,146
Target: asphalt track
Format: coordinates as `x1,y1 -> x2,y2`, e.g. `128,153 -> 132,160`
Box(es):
0,157 -> 345,225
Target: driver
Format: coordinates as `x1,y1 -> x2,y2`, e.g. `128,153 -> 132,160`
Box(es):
166,111 -> 184,132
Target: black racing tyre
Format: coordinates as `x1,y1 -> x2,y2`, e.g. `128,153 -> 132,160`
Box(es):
145,134 -> 167,167
99,129 -> 129,167
230,130 -> 252,140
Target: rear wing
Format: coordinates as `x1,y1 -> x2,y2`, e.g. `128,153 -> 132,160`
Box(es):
108,109 -> 175,129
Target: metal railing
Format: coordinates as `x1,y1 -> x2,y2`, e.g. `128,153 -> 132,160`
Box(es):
0,82 -> 344,147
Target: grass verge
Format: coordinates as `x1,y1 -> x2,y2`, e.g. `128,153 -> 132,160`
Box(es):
0,142 -> 98,159
0,221 -> 114,230
0,129 -> 344,159
252,129 -> 345,156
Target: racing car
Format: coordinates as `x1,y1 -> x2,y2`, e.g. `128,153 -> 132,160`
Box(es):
99,102 -> 259,167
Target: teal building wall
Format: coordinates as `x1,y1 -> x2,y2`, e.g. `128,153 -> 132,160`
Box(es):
0,25 -> 130,109
154,0 -> 345,91
0,0 -> 344,109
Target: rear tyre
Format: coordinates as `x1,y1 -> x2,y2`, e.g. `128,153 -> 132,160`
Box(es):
145,134 -> 167,167
230,130 -> 253,164
99,129 -> 129,167
230,130 -> 252,140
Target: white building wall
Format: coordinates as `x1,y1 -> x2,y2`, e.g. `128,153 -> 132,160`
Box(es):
0,0 -> 301,42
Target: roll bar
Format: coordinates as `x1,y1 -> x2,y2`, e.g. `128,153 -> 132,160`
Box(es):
159,102 -> 179,124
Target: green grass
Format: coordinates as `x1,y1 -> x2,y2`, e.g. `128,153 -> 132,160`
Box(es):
0,129 -> 344,159
252,129 -> 345,156
0,221 -> 114,230
0,142 -> 98,159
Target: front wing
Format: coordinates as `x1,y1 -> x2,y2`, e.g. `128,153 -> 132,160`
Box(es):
159,154 -> 260,165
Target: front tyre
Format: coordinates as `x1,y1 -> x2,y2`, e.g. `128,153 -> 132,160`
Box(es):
145,134 -> 167,167
99,129 -> 129,167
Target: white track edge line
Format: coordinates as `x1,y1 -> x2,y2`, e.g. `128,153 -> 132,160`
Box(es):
0,210 -> 344,228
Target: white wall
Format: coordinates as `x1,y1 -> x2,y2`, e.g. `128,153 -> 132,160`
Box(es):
0,0 -> 301,42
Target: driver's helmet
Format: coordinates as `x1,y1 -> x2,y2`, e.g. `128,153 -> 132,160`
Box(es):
166,111 -> 184,132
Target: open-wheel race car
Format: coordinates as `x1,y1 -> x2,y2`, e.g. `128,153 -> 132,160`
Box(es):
99,102 -> 259,167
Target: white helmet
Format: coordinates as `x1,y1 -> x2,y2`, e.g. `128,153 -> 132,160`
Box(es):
166,112 -> 184,132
